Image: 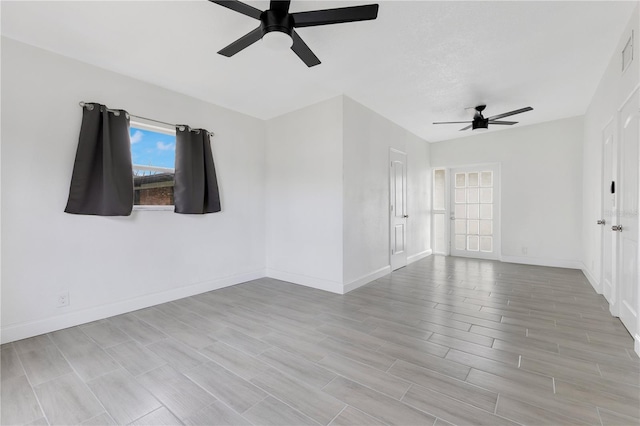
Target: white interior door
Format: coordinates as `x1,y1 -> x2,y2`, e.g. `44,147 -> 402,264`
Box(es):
601,120 -> 617,308
617,88 -> 639,337
450,165 -> 500,260
390,149 -> 408,270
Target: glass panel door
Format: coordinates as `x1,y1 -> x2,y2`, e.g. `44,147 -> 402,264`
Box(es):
450,165 -> 499,259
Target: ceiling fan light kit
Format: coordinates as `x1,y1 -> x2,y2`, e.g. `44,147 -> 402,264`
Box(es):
210,0 -> 379,67
434,105 -> 533,131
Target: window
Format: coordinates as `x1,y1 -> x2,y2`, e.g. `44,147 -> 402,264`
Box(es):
130,121 -> 176,208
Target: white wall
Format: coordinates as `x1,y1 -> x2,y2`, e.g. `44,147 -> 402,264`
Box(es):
343,97 -> 431,290
1,38 -> 267,343
582,4 -> 639,292
430,117 -> 584,268
265,97 -> 344,293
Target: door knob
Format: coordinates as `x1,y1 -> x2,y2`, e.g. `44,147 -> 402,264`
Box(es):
403,215 -> 409,218
597,219 -> 606,225
612,225 -> 623,232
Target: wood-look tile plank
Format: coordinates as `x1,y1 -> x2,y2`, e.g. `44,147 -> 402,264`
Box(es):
13,335 -> 55,355
243,396 -> 319,426
466,369 -> 601,424
146,338 -> 208,373
209,327 -> 271,356
388,359 -> 497,412
48,328 -> 120,381
35,373 -> 103,425
402,384 -> 517,426
378,342 -> 470,381
184,401 -> 252,426
553,379 -> 640,420
81,413 -> 117,425
19,345 -> 73,386
137,365 -> 216,421
251,368 -> 345,425
1,344 -> 25,382
130,407 -> 182,425
328,406 -> 385,426
108,314 -> 167,346
105,340 -> 166,376
80,320 -> 131,348
318,353 -> 411,400
198,342 -> 275,381
321,337 -> 396,371
323,376 -> 436,426
87,369 -> 161,425
258,347 -> 336,389
1,375 -> 44,425
370,328 -> 449,357
598,407 -> 640,426
495,395 -> 589,426
185,362 -> 266,414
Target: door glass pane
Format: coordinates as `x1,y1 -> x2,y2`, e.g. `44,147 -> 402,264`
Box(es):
467,204 -> 479,219
433,169 -> 445,210
455,173 -> 466,187
480,171 -> 492,187
455,235 -> 466,250
455,204 -> 466,219
455,188 -> 466,203
479,220 -> 492,235
480,188 -> 492,203
455,220 -> 466,234
468,188 -> 479,203
468,173 -> 479,187
480,204 -> 492,219
480,236 -> 492,252
468,220 -> 479,235
434,213 -> 445,253
467,236 -> 479,251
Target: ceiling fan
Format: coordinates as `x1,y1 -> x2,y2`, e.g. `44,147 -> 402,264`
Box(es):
209,0 -> 379,67
433,105 -> 533,131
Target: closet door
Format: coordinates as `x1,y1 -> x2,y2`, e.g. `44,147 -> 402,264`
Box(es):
617,88 -> 639,336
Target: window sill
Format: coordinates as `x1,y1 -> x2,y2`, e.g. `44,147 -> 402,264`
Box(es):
133,205 -> 174,212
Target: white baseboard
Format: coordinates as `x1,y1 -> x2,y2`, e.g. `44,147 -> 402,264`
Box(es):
580,262 -> 602,294
635,334 -> 640,358
343,266 -> 391,294
408,249 -> 432,264
499,255 -> 581,270
266,268 -> 344,294
0,269 -> 266,344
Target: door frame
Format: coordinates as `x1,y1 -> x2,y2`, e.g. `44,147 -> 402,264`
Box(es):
448,163 -> 501,260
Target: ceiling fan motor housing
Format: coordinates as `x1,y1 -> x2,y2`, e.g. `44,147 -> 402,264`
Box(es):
472,116 -> 489,130
261,9 -> 294,37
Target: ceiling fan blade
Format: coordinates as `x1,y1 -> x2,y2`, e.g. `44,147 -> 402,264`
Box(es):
291,4 -> 379,28
291,30 -> 321,67
459,124 -> 473,131
270,0 -> 291,14
218,27 -> 263,57
487,107 -> 533,121
433,121 -> 473,124
489,120 -> 518,125
208,0 -> 262,20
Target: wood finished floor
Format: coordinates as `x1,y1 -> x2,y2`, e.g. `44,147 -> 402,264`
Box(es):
2,255 -> 639,426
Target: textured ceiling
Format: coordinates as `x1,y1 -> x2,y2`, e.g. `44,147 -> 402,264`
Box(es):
1,1 -> 636,141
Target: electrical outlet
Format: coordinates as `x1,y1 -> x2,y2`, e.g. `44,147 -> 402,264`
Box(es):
521,246 -> 528,255
57,291 -> 70,308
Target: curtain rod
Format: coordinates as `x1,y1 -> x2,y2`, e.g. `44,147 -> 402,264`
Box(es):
78,101 -> 214,136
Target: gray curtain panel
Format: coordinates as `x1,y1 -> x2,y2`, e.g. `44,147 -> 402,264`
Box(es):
65,103 -> 134,216
174,127 -> 221,214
